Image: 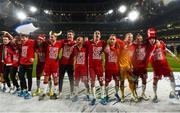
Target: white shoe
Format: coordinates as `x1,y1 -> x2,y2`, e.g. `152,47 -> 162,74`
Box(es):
5,87 -> 11,93
141,93 -> 149,101
131,95 -> 139,102
10,87 -> 16,94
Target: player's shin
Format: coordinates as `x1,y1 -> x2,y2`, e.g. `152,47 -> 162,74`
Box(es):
43,83 -> 48,94
74,85 -> 79,96
100,85 -> 105,99
91,86 -> 96,99
37,80 -> 40,89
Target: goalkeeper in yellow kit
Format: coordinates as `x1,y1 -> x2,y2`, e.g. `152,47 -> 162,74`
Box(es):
117,33 -> 138,103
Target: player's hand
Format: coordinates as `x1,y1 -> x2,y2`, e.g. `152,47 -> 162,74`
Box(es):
59,31 -> 62,35
84,37 -> 89,42
30,58 -> 34,63
1,31 -> 8,35
174,56 -> 179,63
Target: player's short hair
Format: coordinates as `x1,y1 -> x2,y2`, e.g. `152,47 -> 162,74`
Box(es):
110,34 -> 116,37
67,30 -> 75,35
125,33 -> 133,38
136,33 -> 142,38
94,30 -> 101,35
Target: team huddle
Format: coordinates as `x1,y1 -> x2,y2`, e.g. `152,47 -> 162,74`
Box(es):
0,28 -> 179,105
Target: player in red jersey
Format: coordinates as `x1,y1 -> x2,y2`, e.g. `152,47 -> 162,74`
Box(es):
72,36 -> 90,102
9,36 -> 21,94
39,31 -> 62,100
59,30 -> 76,98
0,36 -> 5,91
32,34 -> 47,96
132,34 -> 149,100
18,33 -> 35,99
146,27 -> 179,103
1,32 -> 14,93
85,30 -> 106,105
104,34 -> 121,103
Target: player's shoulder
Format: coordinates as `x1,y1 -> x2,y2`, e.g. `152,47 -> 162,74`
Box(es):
159,40 -> 165,44
158,40 -> 166,46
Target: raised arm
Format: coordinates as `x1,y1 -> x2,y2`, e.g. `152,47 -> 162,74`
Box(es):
165,47 -> 179,63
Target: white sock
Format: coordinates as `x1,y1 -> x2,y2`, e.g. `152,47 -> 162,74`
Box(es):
170,81 -> 176,92
53,85 -> 58,94
74,86 -> 78,96
91,87 -> 96,99
101,86 -> 105,98
115,86 -> 119,95
153,85 -> 157,96
43,84 -> 48,94
105,86 -> 109,97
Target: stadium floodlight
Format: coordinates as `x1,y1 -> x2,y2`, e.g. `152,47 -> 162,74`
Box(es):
128,10 -> 139,21
30,6 -> 37,13
118,5 -> 127,13
44,10 -> 49,14
106,9 -> 113,15
17,11 -> 27,20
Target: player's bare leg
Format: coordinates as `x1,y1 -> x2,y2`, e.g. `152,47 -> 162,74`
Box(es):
72,80 -> 80,102
32,73 -> 42,96
128,79 -> 138,102
0,73 -> 6,91
169,73 -> 178,99
84,80 -> 90,101
39,76 -> 49,101
114,80 -> 120,102
90,81 -> 96,105
105,84 -> 109,102
120,80 -> 125,103
152,79 -> 158,103
99,80 -> 107,105
50,74 -> 59,100
141,76 -> 149,101
120,70 -> 125,103
48,77 -> 53,96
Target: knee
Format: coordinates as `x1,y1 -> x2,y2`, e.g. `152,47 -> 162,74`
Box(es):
43,77 -> 49,84
53,77 -> 58,85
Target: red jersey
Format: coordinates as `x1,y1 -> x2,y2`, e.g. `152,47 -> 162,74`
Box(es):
0,44 -> 3,63
132,43 -> 147,69
45,41 -> 61,63
12,44 -> 21,67
60,39 -> 75,65
150,41 -> 170,68
20,39 -> 35,65
147,41 -> 172,77
85,40 -> 106,67
73,46 -> 87,67
35,44 -> 46,63
2,44 -> 14,65
0,44 -> 3,73
104,45 -> 119,71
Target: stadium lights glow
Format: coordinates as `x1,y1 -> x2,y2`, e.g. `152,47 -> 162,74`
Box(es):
128,10 -> 139,21
17,11 -> 27,20
106,9 -> 113,15
44,10 -> 49,14
30,6 -> 37,13
118,5 -> 127,13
